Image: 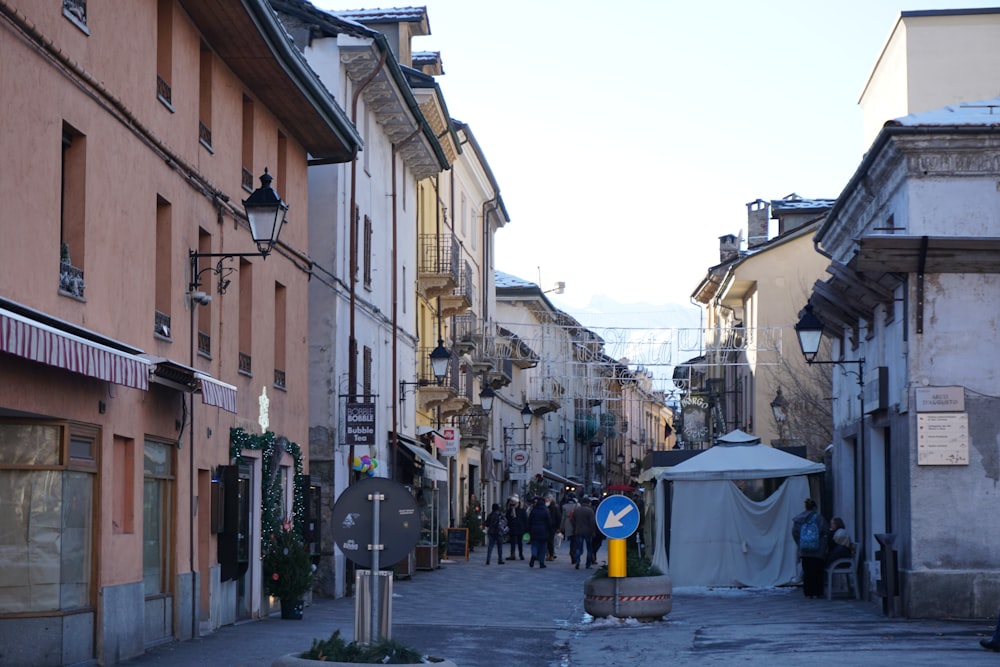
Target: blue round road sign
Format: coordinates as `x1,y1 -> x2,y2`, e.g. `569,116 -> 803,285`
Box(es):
595,495 -> 640,539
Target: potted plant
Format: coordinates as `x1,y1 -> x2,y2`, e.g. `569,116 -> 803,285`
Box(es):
271,630 -> 456,666
263,522 -> 314,619
583,552 -> 672,621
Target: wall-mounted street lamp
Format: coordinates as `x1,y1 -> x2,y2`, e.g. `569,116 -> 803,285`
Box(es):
189,169 -> 288,296
399,340 -> 453,399
479,385 -> 496,413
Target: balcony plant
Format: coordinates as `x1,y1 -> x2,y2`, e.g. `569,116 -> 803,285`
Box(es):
263,522 -> 314,619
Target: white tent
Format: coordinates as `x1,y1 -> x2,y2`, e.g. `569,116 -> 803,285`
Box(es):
647,431 -> 825,587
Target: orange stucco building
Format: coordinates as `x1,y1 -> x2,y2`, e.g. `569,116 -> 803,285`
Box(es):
0,1 -> 358,663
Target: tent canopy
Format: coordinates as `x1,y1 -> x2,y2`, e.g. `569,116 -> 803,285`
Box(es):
647,431 -> 826,587
659,442 -> 825,481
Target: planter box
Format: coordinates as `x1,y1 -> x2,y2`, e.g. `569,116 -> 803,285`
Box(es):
583,574 -> 672,621
272,654 -> 456,667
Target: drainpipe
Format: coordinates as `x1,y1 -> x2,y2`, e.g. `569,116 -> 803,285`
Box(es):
347,49 -> 386,483
391,129 -> 422,479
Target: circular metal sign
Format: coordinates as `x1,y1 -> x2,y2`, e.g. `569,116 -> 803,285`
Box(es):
331,477 -> 421,568
511,449 -> 530,466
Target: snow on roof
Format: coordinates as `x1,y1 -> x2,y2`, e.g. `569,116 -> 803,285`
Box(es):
771,195 -> 836,214
494,270 -> 538,290
334,7 -> 427,23
892,97 -> 1000,127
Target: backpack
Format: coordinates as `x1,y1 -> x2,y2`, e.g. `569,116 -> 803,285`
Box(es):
497,513 -> 509,537
799,513 -> 820,552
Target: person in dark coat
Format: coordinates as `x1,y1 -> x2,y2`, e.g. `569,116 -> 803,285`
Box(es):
792,498 -> 828,598
527,497 -> 552,568
484,503 -> 505,565
570,496 -> 598,569
545,495 -> 562,561
506,495 -> 527,560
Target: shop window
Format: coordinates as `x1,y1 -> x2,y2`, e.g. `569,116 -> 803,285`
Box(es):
143,439 -> 174,597
0,421 -> 96,613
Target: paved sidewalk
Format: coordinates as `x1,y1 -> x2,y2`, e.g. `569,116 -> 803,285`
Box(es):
125,545 -> 1000,666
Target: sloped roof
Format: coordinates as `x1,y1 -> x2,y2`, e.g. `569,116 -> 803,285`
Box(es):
657,442 -> 824,481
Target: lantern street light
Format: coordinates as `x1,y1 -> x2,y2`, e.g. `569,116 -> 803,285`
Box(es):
479,385 -> 496,412
189,168 -> 288,296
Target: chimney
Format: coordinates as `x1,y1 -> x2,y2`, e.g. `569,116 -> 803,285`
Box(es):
747,199 -> 769,248
719,234 -> 739,263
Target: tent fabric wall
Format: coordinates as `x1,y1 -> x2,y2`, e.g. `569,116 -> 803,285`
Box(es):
647,437 -> 824,587
667,476 -> 807,587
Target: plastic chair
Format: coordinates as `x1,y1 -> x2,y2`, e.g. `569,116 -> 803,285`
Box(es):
825,546 -> 860,600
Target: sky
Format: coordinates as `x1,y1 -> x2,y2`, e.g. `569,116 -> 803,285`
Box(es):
310,0 -> 1000,331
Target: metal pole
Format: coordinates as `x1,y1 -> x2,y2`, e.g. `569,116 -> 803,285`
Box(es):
370,492 -> 383,642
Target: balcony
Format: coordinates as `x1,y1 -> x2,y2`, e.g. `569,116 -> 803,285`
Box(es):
440,359 -> 473,420
528,375 -> 564,416
417,233 -> 459,298
440,260 -> 473,317
452,313 -> 479,356
459,406 -> 490,446
414,346 -> 455,411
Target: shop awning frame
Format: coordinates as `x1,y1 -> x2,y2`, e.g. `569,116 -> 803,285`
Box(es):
398,436 -> 448,482
0,306 -> 149,390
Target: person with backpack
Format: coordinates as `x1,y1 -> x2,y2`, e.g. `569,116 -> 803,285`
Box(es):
484,503 -> 507,565
792,498 -> 828,598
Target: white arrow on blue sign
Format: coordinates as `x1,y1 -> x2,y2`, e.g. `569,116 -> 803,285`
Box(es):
595,495 -> 640,539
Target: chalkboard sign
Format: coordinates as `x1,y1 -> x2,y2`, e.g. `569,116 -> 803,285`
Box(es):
446,528 -> 468,560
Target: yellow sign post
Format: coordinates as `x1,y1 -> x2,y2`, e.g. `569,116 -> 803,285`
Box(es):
608,538 -> 627,577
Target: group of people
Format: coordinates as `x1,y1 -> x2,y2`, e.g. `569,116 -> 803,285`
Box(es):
791,498 -> 855,599
483,493 -> 606,569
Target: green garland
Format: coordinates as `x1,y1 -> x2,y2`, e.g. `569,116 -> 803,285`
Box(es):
229,427 -> 305,554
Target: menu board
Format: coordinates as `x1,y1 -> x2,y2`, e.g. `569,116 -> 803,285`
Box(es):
446,528 -> 468,560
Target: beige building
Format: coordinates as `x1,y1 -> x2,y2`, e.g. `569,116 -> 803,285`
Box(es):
689,196 -> 832,457
0,1 -> 358,663
860,7 -> 1000,147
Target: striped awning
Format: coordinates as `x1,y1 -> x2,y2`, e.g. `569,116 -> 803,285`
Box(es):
142,355 -> 238,414
196,373 -> 237,413
0,307 -> 149,390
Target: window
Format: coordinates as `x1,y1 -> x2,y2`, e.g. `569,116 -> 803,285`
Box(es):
63,0 -> 88,31
155,196 -> 172,338
363,346 -> 373,401
198,43 -> 213,150
238,259 -> 253,375
0,421 -> 96,613
60,122 -> 86,298
363,214 -> 373,289
276,132 -> 287,199
241,96 -> 254,191
143,439 -> 174,597
156,0 -> 173,108
274,282 -> 286,390
195,229 -> 213,357
460,194 -> 467,237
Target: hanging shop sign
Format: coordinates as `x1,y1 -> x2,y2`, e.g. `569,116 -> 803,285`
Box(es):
345,402 -> 376,447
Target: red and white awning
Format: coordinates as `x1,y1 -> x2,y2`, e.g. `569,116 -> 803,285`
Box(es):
196,373 -> 237,413
0,307 -> 149,390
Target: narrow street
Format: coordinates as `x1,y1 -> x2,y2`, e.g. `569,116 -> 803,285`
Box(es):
127,545 -> 997,667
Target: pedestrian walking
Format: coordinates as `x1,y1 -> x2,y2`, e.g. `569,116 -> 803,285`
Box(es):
528,497 -> 552,568
792,498 -> 828,597
484,503 -> 506,565
506,495 -> 527,560
545,494 -> 562,561
570,496 -> 597,568
590,495 -> 606,563
560,496 -> 577,556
